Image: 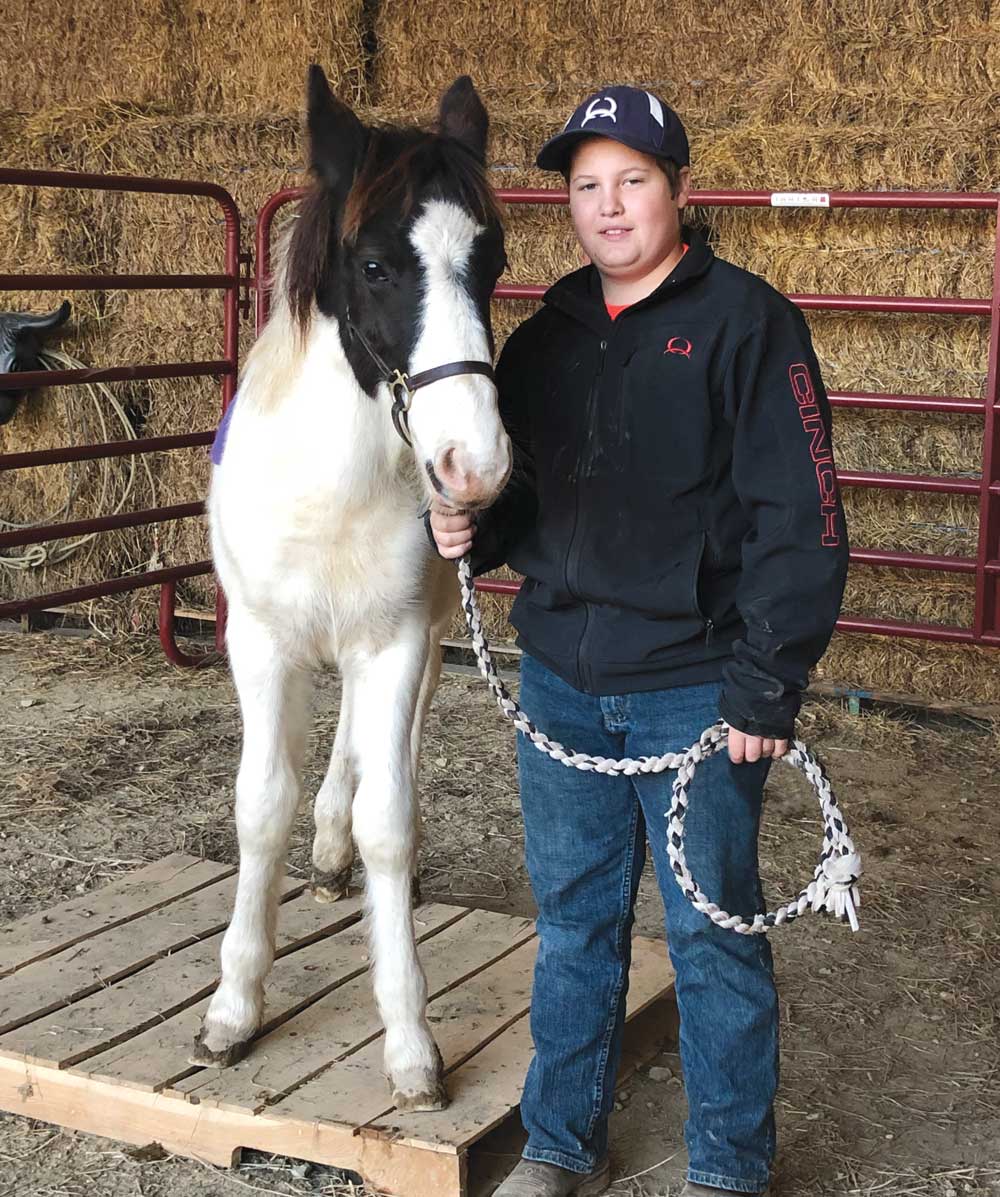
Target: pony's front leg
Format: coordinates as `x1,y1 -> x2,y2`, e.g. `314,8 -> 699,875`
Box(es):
350,633 -> 447,1111
191,607 -> 311,1067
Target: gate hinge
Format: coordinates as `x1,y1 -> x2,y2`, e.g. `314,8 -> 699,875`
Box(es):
238,251 -> 254,322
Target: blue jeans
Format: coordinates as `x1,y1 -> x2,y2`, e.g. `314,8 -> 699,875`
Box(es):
517,653 -> 778,1194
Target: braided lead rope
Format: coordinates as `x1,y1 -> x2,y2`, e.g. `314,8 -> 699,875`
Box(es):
666,723 -> 861,934
457,556 -> 862,933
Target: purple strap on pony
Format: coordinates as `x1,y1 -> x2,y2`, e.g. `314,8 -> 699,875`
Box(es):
211,395 -> 237,466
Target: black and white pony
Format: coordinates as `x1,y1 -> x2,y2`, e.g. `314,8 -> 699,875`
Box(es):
192,67 -> 511,1112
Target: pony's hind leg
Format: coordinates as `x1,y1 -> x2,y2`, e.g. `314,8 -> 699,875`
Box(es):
349,635 -> 447,1112
311,673 -> 357,902
191,607 -> 311,1067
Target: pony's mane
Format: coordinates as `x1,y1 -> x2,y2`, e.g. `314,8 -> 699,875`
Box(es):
286,125 -> 501,333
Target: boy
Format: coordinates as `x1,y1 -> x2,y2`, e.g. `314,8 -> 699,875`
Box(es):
431,86 -> 848,1196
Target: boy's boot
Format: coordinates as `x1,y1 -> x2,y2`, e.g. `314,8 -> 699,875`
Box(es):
493,1157 -> 611,1196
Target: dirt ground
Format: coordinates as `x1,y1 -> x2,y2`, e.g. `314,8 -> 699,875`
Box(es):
1,627 -> 998,1197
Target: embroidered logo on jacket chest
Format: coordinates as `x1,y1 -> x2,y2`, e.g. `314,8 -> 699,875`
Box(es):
663,336 -> 693,359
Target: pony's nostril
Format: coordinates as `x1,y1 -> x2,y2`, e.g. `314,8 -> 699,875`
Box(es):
436,445 -> 472,491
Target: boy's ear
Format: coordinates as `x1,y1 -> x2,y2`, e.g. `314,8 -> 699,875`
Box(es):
437,76 -> 489,163
306,64 -> 367,207
676,165 -> 692,208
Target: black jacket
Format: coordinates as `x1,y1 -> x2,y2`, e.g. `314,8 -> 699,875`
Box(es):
469,228 -> 849,739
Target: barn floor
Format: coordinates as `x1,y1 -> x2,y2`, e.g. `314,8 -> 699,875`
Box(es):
1,629 -> 998,1197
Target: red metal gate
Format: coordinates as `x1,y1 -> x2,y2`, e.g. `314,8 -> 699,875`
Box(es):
0,167 -> 248,665
4,176 -> 999,657
256,184 -> 1000,649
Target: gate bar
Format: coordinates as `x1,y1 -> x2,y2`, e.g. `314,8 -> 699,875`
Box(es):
1,432 -> 214,471
0,167 -> 239,662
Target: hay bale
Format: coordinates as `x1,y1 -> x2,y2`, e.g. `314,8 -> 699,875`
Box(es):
841,568 -> 975,630
375,0 -> 789,115
1,0 -> 367,115
373,0 -> 999,124
702,208 -> 996,301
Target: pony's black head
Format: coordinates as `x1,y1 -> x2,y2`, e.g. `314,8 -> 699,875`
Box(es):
285,68 -> 511,509
0,301 -> 71,425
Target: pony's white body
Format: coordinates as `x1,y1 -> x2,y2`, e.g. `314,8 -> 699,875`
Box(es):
197,195 -> 507,1108
212,312 -> 452,660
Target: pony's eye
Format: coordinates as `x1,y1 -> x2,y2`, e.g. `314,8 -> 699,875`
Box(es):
362,260 -> 389,283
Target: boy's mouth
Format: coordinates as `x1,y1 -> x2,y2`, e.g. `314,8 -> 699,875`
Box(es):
599,226 -> 633,239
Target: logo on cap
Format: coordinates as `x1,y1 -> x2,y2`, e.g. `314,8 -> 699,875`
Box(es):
581,96 -> 618,126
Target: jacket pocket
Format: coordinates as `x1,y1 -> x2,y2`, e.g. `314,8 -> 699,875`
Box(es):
587,531 -> 711,665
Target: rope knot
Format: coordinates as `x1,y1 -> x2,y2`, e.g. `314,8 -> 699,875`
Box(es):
822,851 -> 863,890
812,851 -> 862,932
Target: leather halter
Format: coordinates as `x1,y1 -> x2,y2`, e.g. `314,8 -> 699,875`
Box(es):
345,318 -> 495,447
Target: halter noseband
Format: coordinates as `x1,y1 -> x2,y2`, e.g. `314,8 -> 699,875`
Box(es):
346,318 -> 495,447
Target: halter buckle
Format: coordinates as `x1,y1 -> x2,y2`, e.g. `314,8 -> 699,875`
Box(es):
389,371 -> 414,446
389,369 -> 414,412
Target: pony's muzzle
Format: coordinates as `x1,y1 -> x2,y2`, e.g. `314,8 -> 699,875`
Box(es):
428,438 -> 511,510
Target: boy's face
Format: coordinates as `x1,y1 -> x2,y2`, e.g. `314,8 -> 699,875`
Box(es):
567,138 -> 691,285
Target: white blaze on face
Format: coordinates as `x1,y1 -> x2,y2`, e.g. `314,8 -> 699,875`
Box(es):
407,199 -> 510,509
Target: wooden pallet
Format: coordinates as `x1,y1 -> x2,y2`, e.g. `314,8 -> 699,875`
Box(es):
0,854 -> 676,1197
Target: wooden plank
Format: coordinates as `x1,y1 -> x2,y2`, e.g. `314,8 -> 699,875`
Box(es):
0,1054 -> 467,1197
0,854 -> 233,978
0,887 -> 363,1069
84,903 -> 470,1096
0,872 -> 264,1037
275,935 -> 539,1131
173,909 -> 535,1114
374,934 -> 674,1154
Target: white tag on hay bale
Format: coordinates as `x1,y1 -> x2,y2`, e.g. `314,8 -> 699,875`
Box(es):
771,192 -> 831,207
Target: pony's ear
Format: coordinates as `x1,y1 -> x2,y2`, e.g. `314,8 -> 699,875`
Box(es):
437,76 -> 489,163
306,64 -> 366,202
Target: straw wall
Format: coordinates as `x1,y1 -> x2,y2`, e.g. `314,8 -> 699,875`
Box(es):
2,1 -> 367,115
2,0 -> 999,700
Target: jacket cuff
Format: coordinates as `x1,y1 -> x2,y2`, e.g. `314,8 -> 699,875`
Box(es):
718,689 -> 799,741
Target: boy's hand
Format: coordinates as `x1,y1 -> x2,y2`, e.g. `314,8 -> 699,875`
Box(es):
429,502 -> 475,559
727,729 -> 789,764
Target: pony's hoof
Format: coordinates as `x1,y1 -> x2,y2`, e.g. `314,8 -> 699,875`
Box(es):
188,1026 -> 253,1069
391,1047 -> 447,1112
311,864 -> 352,903
392,1080 -> 449,1113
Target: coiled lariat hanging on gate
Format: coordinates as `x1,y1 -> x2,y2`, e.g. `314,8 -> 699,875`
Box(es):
456,555 -> 862,935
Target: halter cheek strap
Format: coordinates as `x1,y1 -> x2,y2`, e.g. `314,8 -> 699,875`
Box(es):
346,317 -> 495,448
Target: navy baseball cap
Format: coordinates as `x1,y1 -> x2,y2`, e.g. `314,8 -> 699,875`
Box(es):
536,85 -> 689,174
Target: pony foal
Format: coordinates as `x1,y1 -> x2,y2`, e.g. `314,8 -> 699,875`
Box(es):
192,66 -> 511,1112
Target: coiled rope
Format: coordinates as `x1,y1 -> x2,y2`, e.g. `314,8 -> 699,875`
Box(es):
457,555 -> 861,934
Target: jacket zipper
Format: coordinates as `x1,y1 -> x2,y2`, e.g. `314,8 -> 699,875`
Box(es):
693,531 -> 714,645
566,336 -> 608,689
